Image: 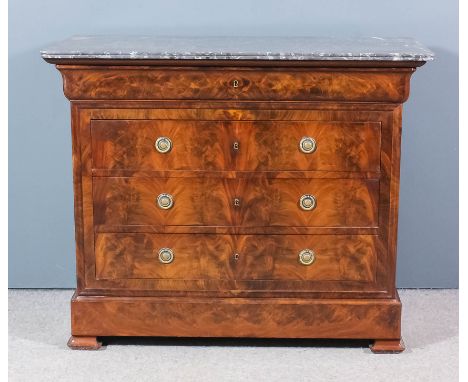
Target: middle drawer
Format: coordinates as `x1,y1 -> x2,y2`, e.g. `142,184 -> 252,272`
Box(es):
93,177 -> 379,228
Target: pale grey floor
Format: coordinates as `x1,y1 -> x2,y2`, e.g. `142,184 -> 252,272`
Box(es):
9,289 -> 458,382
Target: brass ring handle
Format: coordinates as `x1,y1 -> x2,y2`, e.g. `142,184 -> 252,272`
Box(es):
299,194 -> 316,211
156,193 -> 174,209
299,137 -> 317,154
298,249 -> 315,266
155,137 -> 172,153
158,248 -> 174,264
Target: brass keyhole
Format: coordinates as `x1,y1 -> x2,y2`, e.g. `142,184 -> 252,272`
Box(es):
234,253 -> 240,261
233,141 -> 240,151
234,198 -> 241,207
232,79 -> 239,88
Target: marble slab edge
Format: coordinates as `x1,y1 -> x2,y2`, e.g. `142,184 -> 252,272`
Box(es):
40,36 -> 435,62
40,52 -> 433,61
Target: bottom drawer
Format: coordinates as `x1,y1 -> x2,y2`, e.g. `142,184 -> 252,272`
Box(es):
95,233 -> 377,284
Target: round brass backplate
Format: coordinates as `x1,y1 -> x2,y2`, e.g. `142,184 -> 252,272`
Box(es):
155,137 -> 172,153
157,193 -> 174,209
158,248 -> 174,264
299,137 -> 317,154
299,194 -> 316,211
298,249 -> 315,266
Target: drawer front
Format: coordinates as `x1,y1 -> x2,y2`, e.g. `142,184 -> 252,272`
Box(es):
93,177 -> 235,226
235,121 -> 381,172
95,233 -> 376,284
238,178 -> 379,227
91,120 -> 235,171
93,177 -> 379,228
61,68 -> 410,102
91,119 -> 381,172
95,234 -> 235,280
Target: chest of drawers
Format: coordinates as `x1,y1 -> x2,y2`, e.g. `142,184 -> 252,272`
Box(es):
42,36 -> 432,353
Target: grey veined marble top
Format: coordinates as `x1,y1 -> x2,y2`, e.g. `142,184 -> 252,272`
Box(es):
41,36 -> 434,61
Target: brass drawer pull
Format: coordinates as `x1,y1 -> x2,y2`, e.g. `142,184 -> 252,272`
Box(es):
155,137 -> 172,153
298,249 -> 315,266
158,248 -> 174,264
299,194 -> 316,211
156,193 -> 174,209
299,137 -> 317,154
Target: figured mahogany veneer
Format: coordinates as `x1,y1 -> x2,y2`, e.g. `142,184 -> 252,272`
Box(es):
70,293 -> 402,340
95,233 -> 377,283
91,120 -> 381,172
45,58 -> 424,352
93,177 -> 379,227
58,67 -> 412,102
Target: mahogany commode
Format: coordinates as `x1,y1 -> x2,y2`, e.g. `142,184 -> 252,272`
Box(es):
41,36 -> 433,353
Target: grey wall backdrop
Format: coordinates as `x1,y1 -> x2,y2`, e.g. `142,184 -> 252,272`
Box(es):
9,0 -> 458,288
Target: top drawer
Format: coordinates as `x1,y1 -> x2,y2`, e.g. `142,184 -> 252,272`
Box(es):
59,68 -> 411,102
91,119 -> 381,172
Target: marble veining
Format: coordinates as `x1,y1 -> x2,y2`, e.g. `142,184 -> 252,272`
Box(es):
41,36 -> 434,61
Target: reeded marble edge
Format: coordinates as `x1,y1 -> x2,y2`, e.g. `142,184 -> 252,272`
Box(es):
41,36 -> 435,61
